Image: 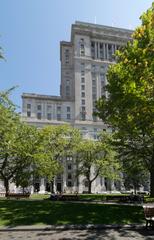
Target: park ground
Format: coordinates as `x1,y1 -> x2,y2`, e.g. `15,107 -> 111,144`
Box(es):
0,194 -> 150,227
0,194 -> 154,239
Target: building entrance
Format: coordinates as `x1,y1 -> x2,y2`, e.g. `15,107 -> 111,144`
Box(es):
57,182 -> 62,193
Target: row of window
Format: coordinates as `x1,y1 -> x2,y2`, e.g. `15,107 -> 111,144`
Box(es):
26,111 -> 72,121
91,41 -> 120,61
80,67 -> 86,121
26,104 -> 71,113
79,37 -> 120,62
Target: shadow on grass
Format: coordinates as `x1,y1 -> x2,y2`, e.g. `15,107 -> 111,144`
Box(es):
0,199 -> 145,227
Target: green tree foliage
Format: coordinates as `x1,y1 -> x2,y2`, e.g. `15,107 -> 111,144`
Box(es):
34,125 -> 81,182
122,160 -> 149,194
76,132 -> 120,194
0,112 -> 38,193
96,3 -> 154,196
0,90 -> 39,194
12,123 -> 39,192
0,91 -> 19,193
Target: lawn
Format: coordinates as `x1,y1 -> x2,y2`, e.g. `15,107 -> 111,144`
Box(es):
0,199 -> 145,227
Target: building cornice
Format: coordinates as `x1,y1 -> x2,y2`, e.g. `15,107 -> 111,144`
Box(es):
22,93 -> 74,102
71,21 -> 133,43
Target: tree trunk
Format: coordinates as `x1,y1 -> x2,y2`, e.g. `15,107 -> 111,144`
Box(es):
4,178 -> 9,196
50,180 -> 54,193
150,170 -> 154,197
88,181 -> 92,194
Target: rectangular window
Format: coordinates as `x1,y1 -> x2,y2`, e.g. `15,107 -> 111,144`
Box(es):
81,99 -> 85,105
47,105 -> 52,112
66,86 -> 70,96
81,106 -> 86,112
57,114 -> 61,121
93,115 -> 97,122
67,106 -> 70,112
47,113 -> 52,120
66,79 -> 70,85
81,113 -> 86,121
93,94 -> 97,100
37,112 -> 42,120
67,181 -> 72,187
81,85 -> 85,91
57,106 -> 61,112
68,173 -> 72,179
81,92 -> 85,98
81,70 -> 85,76
81,77 -> 85,83
27,111 -> 31,117
67,164 -> 72,170
67,114 -> 71,120
57,174 -> 62,180
37,105 -> 41,111
81,50 -> 85,56
27,104 -> 31,109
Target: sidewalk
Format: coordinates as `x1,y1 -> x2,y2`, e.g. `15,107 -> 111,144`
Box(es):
0,225 -> 154,240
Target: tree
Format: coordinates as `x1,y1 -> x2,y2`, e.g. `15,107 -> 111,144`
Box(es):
0,117 -> 39,194
34,125 -> 81,191
0,90 -> 40,194
122,159 -> 149,194
11,123 -> 40,193
96,3 -> 154,196
76,132 -> 120,194
0,91 -> 19,193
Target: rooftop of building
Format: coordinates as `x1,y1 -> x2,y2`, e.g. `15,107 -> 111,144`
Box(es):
22,93 -> 74,102
71,21 -> 133,42
75,21 -> 134,33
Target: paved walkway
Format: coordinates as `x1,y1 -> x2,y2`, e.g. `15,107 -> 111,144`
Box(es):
0,227 -> 154,240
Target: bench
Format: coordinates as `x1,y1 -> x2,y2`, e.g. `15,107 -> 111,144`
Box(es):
6,193 -> 30,199
60,194 -> 79,201
50,194 -> 79,201
105,195 -> 144,203
143,206 -> 154,228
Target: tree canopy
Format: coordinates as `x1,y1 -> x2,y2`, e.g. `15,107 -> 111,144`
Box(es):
96,3 -> 154,196
33,125 -> 81,182
76,132 -> 120,193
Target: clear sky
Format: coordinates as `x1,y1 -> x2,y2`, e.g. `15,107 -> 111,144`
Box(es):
0,0 -> 153,109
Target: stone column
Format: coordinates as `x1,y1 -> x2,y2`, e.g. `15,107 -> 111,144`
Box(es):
100,177 -> 106,192
94,42 -> 97,59
112,44 -> 114,59
98,42 -> 100,59
63,163 -> 67,192
103,43 -> 106,60
30,185 -> 34,194
106,43 -> 108,60
78,175 -> 85,193
53,178 -> 56,193
107,179 -> 116,192
39,178 -> 45,194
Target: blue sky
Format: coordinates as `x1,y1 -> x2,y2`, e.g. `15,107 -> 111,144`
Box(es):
0,0 -> 153,109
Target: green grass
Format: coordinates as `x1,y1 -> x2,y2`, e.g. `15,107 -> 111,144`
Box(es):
0,199 -> 145,227
30,193 -> 50,200
144,196 -> 154,203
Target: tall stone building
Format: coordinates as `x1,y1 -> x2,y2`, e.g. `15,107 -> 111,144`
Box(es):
21,21 -> 133,194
